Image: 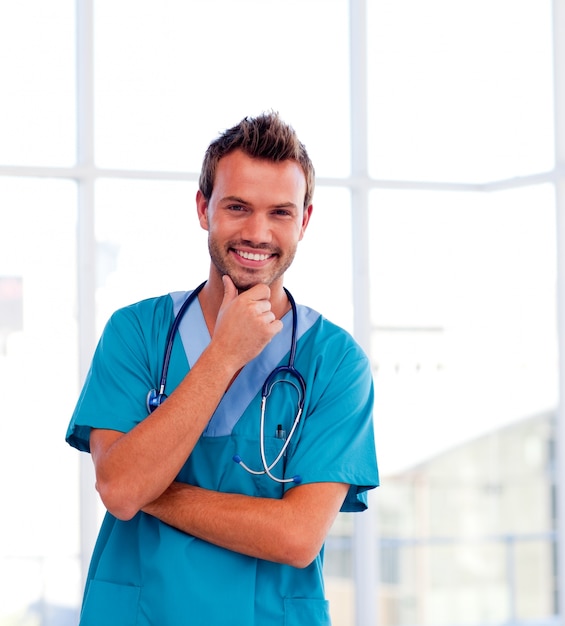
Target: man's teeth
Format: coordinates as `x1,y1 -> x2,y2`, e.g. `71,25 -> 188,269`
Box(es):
237,250 -> 271,261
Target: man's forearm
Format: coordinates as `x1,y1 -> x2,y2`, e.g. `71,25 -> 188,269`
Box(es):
91,345 -> 237,520
142,480 -> 349,569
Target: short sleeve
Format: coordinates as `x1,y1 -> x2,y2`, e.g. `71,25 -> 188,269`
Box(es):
284,321 -> 379,512
65,297 -> 172,453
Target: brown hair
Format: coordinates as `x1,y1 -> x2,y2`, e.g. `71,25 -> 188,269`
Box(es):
199,112 -> 315,209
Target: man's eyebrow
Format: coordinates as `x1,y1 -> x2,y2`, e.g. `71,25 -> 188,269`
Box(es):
221,196 -> 298,210
272,201 -> 298,209
221,195 -> 248,204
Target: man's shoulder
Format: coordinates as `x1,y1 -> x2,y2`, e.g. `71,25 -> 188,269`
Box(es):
297,305 -> 367,359
113,292 -> 177,317
105,293 -> 176,336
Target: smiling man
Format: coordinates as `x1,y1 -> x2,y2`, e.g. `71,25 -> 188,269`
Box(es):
66,112 -> 379,626
197,147 -> 310,315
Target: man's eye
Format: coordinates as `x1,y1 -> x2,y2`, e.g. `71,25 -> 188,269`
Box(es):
228,205 -> 245,211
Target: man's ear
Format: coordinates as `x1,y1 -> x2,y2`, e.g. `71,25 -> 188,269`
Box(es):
299,204 -> 313,241
196,190 -> 209,231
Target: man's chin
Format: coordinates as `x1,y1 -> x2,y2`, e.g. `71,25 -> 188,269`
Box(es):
232,278 -> 267,293
222,264 -> 284,292
228,271 -> 275,293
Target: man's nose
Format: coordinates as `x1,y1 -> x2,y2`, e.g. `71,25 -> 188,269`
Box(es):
240,213 -> 272,244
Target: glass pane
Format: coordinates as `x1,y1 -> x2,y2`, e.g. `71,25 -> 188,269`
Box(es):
0,178 -> 80,624
379,413 -> 555,625
0,1 -> 76,166
515,538 -> 555,620
95,179 -> 205,327
367,0 -> 554,183
371,185 -> 557,625
370,185 -> 557,471
94,0 -> 350,177
286,187 -> 353,333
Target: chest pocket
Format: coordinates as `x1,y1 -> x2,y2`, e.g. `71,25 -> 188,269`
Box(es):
177,434 -> 287,499
229,382 -> 302,497
177,373 -> 303,496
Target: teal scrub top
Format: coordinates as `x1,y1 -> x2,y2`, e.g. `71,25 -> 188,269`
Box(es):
66,288 -> 379,626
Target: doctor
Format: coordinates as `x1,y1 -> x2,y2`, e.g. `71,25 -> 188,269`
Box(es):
66,111 -> 379,625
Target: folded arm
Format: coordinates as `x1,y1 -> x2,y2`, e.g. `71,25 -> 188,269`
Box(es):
89,344 -> 236,521
89,279 -> 285,520
142,480 -> 349,568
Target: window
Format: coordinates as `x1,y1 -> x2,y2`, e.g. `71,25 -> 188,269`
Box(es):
0,1 -> 559,625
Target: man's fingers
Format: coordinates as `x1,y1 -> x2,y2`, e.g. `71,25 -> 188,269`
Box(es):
244,282 -> 271,303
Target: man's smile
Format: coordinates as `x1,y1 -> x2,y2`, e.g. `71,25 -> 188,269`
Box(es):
233,249 -> 275,262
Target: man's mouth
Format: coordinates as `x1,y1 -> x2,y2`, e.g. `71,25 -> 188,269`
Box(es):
234,249 -> 274,262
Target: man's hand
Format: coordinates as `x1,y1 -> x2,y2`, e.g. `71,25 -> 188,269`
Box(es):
210,275 -> 283,371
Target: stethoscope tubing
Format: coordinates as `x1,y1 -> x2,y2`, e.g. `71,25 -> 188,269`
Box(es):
147,281 -> 306,484
156,280 -> 207,398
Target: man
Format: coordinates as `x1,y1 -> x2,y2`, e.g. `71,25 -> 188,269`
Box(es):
66,112 -> 379,625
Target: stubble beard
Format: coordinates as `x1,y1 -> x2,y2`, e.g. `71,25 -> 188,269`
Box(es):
207,237 -> 297,292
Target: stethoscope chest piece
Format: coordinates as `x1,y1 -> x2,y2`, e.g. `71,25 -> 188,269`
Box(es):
146,388 -> 167,412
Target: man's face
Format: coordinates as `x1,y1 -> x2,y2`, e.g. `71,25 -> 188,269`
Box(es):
197,149 -> 312,292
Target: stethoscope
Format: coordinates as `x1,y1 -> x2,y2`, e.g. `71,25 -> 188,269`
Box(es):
146,281 -> 306,484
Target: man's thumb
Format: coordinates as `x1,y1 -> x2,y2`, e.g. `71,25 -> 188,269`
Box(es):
221,274 -> 238,303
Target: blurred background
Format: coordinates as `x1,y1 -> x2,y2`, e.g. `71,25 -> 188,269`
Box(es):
0,0 -> 561,624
